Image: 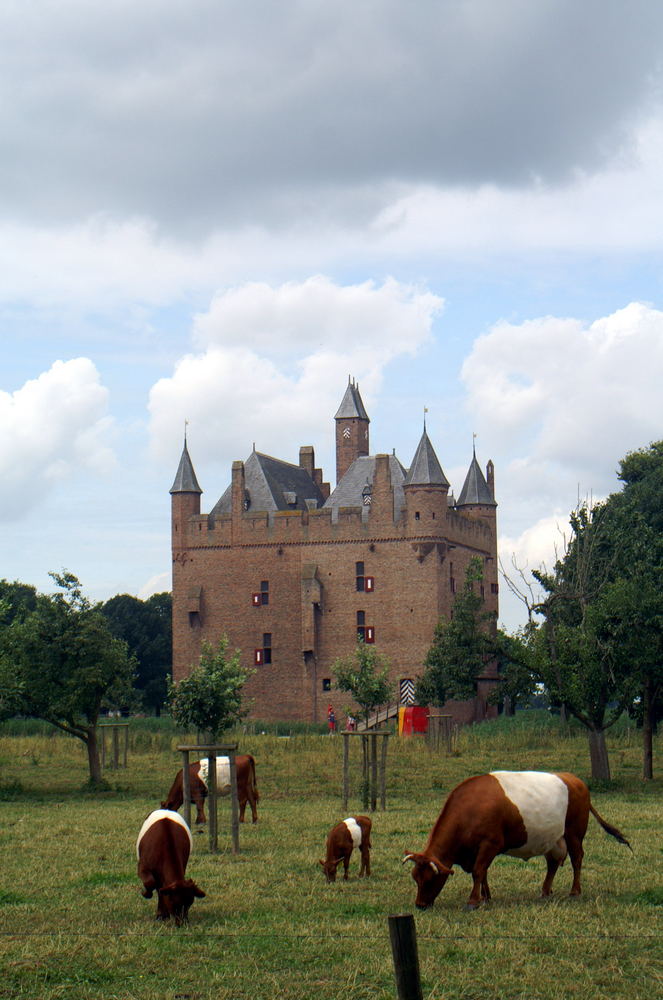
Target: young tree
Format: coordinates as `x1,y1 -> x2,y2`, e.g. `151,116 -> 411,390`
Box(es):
168,636 -> 252,741
2,572 -> 134,785
333,639 -> 394,727
101,592 -> 172,714
416,558 -> 496,711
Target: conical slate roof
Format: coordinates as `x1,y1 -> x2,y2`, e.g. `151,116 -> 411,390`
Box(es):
170,441 -> 202,494
404,429 -> 449,487
334,379 -> 369,421
456,452 -> 496,506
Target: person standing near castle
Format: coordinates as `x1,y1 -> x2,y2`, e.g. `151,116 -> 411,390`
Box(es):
327,704 -> 336,733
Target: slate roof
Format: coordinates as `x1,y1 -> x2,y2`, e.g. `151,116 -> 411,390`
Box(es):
170,441 -> 202,494
404,429 -> 449,487
211,450 -> 326,516
456,452 -> 496,506
324,453 -> 407,522
334,379 -> 369,421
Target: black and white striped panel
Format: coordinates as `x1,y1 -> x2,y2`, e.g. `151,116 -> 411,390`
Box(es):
400,678 -> 415,705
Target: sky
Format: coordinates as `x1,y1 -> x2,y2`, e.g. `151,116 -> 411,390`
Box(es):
3,0 -> 663,632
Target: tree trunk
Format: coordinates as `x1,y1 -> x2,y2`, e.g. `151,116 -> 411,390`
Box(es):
588,728 -> 611,781
642,675 -> 654,781
85,726 -> 103,785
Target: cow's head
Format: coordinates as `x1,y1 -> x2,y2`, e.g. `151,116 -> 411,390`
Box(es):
158,879 -> 206,925
318,857 -> 343,883
403,852 -> 453,909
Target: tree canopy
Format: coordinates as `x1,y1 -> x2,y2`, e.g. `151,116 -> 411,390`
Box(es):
416,557 -> 496,709
168,636 -> 252,741
1,572 -> 134,784
101,592 -> 172,714
333,639 -> 394,726
528,440 -> 663,780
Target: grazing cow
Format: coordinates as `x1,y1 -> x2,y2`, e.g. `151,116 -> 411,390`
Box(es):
404,771 -> 631,910
319,815 -> 372,882
161,754 -> 259,824
136,809 -> 205,925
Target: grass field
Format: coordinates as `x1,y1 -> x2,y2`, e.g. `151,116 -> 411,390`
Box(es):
0,715 -> 661,1000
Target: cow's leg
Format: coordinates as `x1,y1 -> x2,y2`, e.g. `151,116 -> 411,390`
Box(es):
155,890 -> 169,921
566,833 -> 584,897
248,790 -> 258,823
359,846 -> 371,877
467,844 -> 499,909
193,788 -> 207,825
343,854 -> 351,880
542,837 -> 567,897
238,796 -> 246,823
480,876 -> 491,901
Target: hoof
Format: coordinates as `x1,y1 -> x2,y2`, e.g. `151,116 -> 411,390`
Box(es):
464,901 -> 482,911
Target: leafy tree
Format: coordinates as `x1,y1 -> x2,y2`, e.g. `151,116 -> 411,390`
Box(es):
490,626 -> 537,714
101,592 -> 172,714
0,579 -> 38,625
2,572 -> 135,785
416,558 -> 496,711
613,442 -> 663,778
168,636 -> 252,741
333,639 -> 394,727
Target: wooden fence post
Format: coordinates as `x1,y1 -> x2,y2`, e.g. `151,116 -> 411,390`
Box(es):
181,749 -> 191,831
207,752 -> 217,853
342,733 -> 350,814
388,914 -> 423,1000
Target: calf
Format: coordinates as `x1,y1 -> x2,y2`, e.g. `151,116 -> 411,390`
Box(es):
404,770 -> 631,910
136,809 -> 205,924
162,754 -> 259,824
319,815 -> 372,882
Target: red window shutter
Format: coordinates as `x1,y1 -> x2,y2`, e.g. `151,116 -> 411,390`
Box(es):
365,576 -> 374,592
365,626 -> 375,643
252,593 -> 262,606
254,648 -> 263,665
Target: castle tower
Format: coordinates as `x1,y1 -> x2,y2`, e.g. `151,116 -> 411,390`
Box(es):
456,446 -> 497,524
403,426 -> 449,535
334,377 -> 369,484
170,438 -> 202,552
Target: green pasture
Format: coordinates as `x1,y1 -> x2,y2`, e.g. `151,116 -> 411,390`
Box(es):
0,715 -> 661,1000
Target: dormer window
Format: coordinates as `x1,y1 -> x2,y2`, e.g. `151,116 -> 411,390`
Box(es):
362,480 -> 372,506
243,489 -> 251,511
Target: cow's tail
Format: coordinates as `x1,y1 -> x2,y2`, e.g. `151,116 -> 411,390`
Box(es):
247,754 -> 259,802
589,803 -> 632,852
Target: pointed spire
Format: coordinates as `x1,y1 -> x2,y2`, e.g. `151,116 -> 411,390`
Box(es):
170,440 -> 202,494
334,377 -> 369,421
404,429 -> 449,487
456,451 -> 496,506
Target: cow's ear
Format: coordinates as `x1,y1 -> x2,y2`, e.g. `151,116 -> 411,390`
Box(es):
193,883 -> 206,898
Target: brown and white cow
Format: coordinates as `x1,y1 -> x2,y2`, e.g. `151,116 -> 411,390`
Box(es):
136,809 -> 206,925
404,771 -> 631,910
319,815 -> 372,882
161,754 -> 259,824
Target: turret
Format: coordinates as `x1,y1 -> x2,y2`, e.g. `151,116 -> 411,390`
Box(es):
456,447 -> 497,523
403,427 -> 449,535
170,439 -> 202,552
335,377 -> 369,484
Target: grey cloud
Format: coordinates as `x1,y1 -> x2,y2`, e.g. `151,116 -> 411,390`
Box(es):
1,0 -> 662,235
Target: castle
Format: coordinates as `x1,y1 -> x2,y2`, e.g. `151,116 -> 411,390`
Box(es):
170,379 -> 499,724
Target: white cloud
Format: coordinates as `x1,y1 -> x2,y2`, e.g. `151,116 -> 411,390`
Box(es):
0,359 -> 115,520
462,302 -> 663,501
148,277 -> 443,476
